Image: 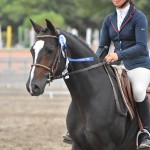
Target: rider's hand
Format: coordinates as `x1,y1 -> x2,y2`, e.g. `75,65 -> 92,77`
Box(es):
104,53 -> 118,63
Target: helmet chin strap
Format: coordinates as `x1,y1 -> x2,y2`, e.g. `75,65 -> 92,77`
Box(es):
118,0 -> 130,8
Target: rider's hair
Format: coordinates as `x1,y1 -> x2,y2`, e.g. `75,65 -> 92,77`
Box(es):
130,0 -> 134,5
119,0 -> 134,8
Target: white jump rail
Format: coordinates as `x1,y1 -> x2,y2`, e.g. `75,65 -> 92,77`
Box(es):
0,90 -> 70,100
45,91 -> 70,99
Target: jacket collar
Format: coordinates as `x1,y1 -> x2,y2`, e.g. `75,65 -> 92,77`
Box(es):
109,4 -> 136,33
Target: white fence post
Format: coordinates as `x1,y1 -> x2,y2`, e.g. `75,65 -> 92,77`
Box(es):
92,29 -> 99,51
30,27 -> 35,47
86,28 -> 92,46
0,26 -> 3,48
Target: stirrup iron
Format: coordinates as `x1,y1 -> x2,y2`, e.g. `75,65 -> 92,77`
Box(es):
136,129 -> 150,149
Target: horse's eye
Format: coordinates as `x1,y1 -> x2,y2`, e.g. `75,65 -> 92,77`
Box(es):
45,47 -> 54,53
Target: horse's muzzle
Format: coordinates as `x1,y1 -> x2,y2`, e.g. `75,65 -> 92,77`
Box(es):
26,81 -> 44,96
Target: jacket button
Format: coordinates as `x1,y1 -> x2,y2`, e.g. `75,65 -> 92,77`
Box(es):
120,48 -> 122,50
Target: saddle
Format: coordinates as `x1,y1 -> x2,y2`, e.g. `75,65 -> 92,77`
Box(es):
111,65 -> 150,120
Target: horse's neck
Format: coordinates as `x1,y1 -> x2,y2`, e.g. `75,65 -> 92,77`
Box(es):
65,48 -> 108,101
62,31 -> 110,101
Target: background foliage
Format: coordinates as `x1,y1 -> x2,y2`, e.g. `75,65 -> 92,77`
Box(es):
0,0 -> 150,37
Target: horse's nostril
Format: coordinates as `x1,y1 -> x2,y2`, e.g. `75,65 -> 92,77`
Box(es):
32,84 -> 40,93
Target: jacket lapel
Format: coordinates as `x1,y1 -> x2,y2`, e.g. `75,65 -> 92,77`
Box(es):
119,4 -> 136,32
109,12 -> 119,33
109,5 -> 136,33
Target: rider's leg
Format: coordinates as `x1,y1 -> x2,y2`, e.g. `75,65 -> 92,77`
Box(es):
136,96 -> 150,148
127,68 -> 150,149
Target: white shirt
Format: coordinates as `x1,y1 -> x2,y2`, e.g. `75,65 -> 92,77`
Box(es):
116,4 -> 130,31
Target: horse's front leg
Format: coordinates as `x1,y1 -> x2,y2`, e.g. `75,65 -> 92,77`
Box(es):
67,101 -> 93,150
67,101 -> 84,150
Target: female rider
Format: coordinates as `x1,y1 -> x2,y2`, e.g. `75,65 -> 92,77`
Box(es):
96,0 -> 150,149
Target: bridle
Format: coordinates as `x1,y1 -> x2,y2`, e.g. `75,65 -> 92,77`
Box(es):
31,34 -> 105,85
31,34 -> 64,84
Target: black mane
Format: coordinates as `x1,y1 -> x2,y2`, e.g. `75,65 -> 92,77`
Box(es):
58,28 -> 95,54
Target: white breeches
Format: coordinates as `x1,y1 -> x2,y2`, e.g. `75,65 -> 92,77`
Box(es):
127,68 -> 150,102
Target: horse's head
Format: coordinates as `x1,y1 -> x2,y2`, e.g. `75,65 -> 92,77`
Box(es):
26,19 -> 67,96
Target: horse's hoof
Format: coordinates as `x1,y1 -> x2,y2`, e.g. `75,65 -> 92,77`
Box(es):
63,139 -> 73,145
63,133 -> 73,145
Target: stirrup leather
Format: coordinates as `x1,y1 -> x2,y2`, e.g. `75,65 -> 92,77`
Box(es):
136,129 -> 150,149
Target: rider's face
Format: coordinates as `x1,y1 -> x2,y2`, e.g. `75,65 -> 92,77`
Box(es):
112,0 -> 126,8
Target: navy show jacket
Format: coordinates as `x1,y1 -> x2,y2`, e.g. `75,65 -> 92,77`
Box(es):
96,4 -> 150,70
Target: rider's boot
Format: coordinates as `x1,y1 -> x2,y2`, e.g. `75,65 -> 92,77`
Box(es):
136,96 -> 150,149
63,131 -> 72,144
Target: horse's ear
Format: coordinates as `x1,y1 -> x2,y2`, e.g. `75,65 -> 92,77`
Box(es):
30,19 -> 42,34
45,19 -> 56,34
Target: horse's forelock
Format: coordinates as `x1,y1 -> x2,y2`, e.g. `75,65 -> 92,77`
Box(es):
40,28 -> 48,33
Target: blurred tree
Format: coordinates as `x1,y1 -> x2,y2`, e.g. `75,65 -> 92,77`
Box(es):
23,11 -> 66,29
74,0 -> 113,28
136,0 -> 150,27
74,0 -> 150,29
0,0 -> 150,43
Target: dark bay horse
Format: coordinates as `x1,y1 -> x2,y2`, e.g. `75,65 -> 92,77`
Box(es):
26,19 -> 138,150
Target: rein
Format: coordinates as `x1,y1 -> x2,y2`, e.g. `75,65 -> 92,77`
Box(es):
32,60 -> 126,117
55,61 -> 106,79
32,61 -> 106,81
